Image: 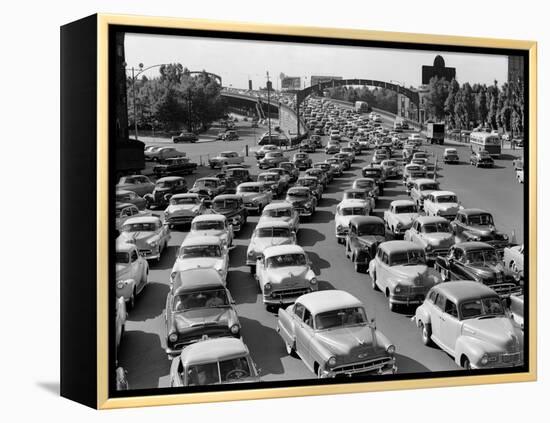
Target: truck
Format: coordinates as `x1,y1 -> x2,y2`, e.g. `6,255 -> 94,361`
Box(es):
426,123 -> 445,145
355,101 -> 370,113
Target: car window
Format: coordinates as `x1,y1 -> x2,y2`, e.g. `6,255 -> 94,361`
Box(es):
445,300 -> 458,318
435,294 -> 446,310
303,309 -> 314,327
130,250 -> 139,262
294,303 -> 305,320
428,289 -> 437,303
382,252 -> 389,265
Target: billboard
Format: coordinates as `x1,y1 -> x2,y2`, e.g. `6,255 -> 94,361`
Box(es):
281,76 -> 301,90
310,75 -> 343,86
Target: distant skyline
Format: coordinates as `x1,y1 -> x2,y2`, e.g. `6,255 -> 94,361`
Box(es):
124,33 -> 509,90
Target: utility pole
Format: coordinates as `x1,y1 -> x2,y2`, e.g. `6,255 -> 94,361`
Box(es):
266,71 -> 272,142
131,67 -> 138,140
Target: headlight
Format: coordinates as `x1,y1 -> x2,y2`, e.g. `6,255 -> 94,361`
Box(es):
169,333 -> 178,343
337,225 -> 343,231
230,324 -> 240,335
396,222 -> 402,228
425,244 -> 433,251
394,284 -> 402,293
310,277 -> 317,285
116,280 -> 130,289
327,356 -> 337,367
386,345 -> 396,355
216,267 -> 223,274
264,282 -> 272,291
481,354 -> 489,366
148,240 -> 159,247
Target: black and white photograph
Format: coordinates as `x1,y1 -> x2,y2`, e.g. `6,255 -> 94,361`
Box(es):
111,29 -> 528,393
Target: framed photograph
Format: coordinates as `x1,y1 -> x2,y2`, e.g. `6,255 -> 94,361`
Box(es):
60,14 -> 537,409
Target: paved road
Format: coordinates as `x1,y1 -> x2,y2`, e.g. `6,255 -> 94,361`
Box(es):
118,118 -> 524,389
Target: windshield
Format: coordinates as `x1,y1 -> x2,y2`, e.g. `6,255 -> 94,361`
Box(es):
156,181 -> 175,188
288,191 -> 309,199
435,195 -> 457,203
173,289 -> 229,311
420,183 -> 439,191
116,252 -> 129,264
395,205 -> 417,214
345,192 -> 366,200
266,253 -> 306,268
186,357 -> 253,384
465,249 -> 499,264
314,164 -> 329,170
178,245 -> 221,258
257,227 -> 291,238
422,222 -> 451,233
315,307 -> 368,330
238,186 -> 260,193
355,180 -> 374,189
171,197 -> 198,205
390,249 -> 426,266
259,175 -> 278,182
194,180 -> 216,189
468,214 -> 494,225
295,154 -> 307,159
363,170 -> 380,176
341,207 -> 366,216
460,297 -> 505,320
265,208 -> 291,218
358,224 -> 385,236
213,199 -> 239,210
122,222 -> 158,232
193,221 -> 224,231
297,179 -> 315,187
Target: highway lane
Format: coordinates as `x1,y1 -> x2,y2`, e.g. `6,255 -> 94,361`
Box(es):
117,120 -> 523,390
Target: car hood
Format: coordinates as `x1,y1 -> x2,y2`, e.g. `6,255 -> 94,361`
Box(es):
173,307 -> 236,333
165,204 -> 200,215
394,213 -> 417,226
115,263 -> 132,279
422,232 -> 454,247
267,266 -> 311,286
239,192 -> 263,201
287,198 -> 310,207
390,265 -> 430,284
249,237 -> 293,254
463,317 -> 523,351
315,325 -> 388,359
187,230 -> 226,239
465,261 -> 505,278
212,207 -> 241,217
174,257 -> 224,272
118,231 -> 156,244
466,225 -> 499,236
356,235 -> 385,247
433,202 -> 459,213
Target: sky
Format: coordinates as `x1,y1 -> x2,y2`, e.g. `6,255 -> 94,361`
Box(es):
124,32 -> 509,90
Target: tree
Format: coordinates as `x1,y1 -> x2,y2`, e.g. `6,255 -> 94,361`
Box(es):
476,85 -> 489,126
444,79 -> 460,127
426,77 -> 450,121
487,80 -> 500,130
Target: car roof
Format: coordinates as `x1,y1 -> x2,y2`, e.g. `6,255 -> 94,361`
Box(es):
344,188 -> 365,194
172,193 -> 199,199
116,189 -> 133,195
415,178 -> 439,185
288,186 -> 310,193
179,337 -> 249,364
460,208 -> 491,216
192,214 -> 226,222
264,201 -> 292,210
116,202 -> 135,211
298,176 -> 317,181
213,194 -> 241,200
196,177 -> 219,182
349,216 -> 384,225
255,219 -> 292,229
116,242 -> 137,253
414,215 -> 449,225
391,199 -> 416,207
181,235 -> 222,247
434,280 -> 498,303
454,241 -> 495,251
219,151 -> 237,154
123,216 -> 161,225
157,176 -> 184,182
297,290 -> 362,315
338,199 -> 368,208
380,240 -> 422,253
172,268 -> 225,292
238,182 -> 263,188
432,190 -> 456,197
264,244 -> 305,258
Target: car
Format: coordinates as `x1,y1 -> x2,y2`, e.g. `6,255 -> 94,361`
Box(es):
285,186 -> 317,218
223,130 -> 239,141
380,159 -> 399,179
325,141 -> 340,154
115,296 -> 127,351
299,139 -> 316,153
404,216 -> 455,262
295,176 -> 323,201
189,177 -> 226,201
115,189 -> 146,210
117,216 -> 171,262
236,182 -> 272,214
187,214 -> 234,250
351,178 -> 379,200
334,200 -> 370,244
470,150 -> 494,167
246,220 -> 297,273
383,199 -> 420,237
208,151 -> 245,169
309,134 -> 323,148
329,130 -> 341,141
451,209 -> 510,252
115,242 -> 149,309
145,146 -> 184,161
164,193 -> 206,227
258,202 -> 300,234
313,162 -> 335,183
369,240 -> 441,311
169,337 -> 261,387
408,133 -> 423,146
371,150 -> 388,165
434,242 -> 522,299
503,244 -> 524,282
342,188 -> 375,212
324,158 -> 344,177
292,152 -> 312,170
164,268 -> 241,357
509,293 -> 524,329
222,167 -> 252,185
344,216 -> 387,272
402,164 -> 426,185
115,203 -> 150,231
361,164 -> 385,194
172,132 -> 198,143
173,236 -> 229,282
116,175 -> 155,197
444,148 -> 460,164
115,367 -> 129,391
258,151 -> 287,169
334,152 -> 352,170
277,290 -> 397,378
409,178 -> 440,209
348,140 -> 362,153
258,172 -> 286,197
211,194 -> 248,233
270,167 -> 293,189
279,162 -> 300,183
423,190 -> 461,220
254,144 -> 280,160
414,281 -> 524,369
153,157 -> 197,177
255,245 -> 318,308
144,176 -> 188,209
305,168 -> 328,189
339,146 -> 356,162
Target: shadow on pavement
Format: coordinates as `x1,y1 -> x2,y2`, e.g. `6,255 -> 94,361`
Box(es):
306,251 -> 331,274
235,221 -> 254,239
297,227 -> 326,247
395,353 -> 436,374
128,282 -> 169,322
227,270 -> 258,305
319,196 -> 339,207
317,280 -> 336,291
310,210 -> 334,224
230,245 -> 247,267
150,246 -> 179,271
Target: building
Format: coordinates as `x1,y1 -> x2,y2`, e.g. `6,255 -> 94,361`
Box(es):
397,85 -> 430,123
310,75 -> 343,87
422,55 -> 456,85
507,56 -> 524,83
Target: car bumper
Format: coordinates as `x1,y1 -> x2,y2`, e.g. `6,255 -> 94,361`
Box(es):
165,215 -> 196,224
138,247 -> 161,260
320,359 -> 397,378
262,288 -> 315,305
389,293 -> 426,305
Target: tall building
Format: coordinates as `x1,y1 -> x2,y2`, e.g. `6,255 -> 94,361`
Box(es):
422,55 -> 456,84
508,56 -> 524,83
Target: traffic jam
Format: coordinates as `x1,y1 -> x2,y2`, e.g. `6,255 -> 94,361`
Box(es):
114,97 -> 525,389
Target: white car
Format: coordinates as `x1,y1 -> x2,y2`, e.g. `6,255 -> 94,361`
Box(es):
409,178 -> 441,209
423,190 -> 462,220
164,193 -> 206,227
335,199 -> 370,243
116,216 -> 171,262
255,245 -> 318,308
246,220 -> 297,272
186,214 -> 234,249
384,199 -> 420,236
503,244 -> 524,282
172,236 -> 229,283
404,216 -> 455,261
116,243 -> 149,309
208,151 -> 245,169
258,202 -> 300,234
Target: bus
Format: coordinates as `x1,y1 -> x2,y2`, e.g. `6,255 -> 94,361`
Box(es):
469,131 -> 501,157
355,101 -> 370,113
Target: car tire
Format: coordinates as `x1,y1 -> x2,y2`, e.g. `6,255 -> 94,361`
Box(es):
462,356 -> 472,370
249,265 -> 256,274
372,272 -> 379,291
420,321 -> 433,346
389,301 -> 397,312
128,289 -> 136,310
285,339 -> 297,357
